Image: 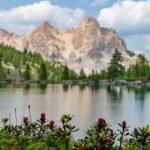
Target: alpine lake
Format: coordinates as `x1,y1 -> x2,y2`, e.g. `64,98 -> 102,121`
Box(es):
0,83 -> 150,139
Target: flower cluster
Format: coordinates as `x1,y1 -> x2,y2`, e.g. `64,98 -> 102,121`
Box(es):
23,116 -> 29,126
97,118 -> 106,129
1,113 -> 150,150
49,120 -> 55,129
40,113 -> 46,123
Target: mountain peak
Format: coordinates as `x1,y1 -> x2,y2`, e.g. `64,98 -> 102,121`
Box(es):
27,21 -> 60,39
40,21 -> 59,33
0,18 -> 137,73
42,21 -> 51,28
79,17 -> 100,28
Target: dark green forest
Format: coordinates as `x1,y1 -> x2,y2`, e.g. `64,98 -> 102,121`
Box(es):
88,49 -> 150,82
105,50 -> 150,81
0,44 -> 77,82
0,44 -> 150,82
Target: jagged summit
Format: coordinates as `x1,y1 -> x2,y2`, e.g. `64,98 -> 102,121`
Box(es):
40,21 -> 59,33
78,17 -> 101,37
42,21 -> 50,27
79,17 -> 100,27
0,28 -> 24,51
0,17 -> 137,73
25,21 -> 65,58
27,21 -> 60,38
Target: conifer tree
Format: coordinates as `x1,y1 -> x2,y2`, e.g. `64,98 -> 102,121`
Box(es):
39,63 -> 48,81
79,68 -> 86,80
108,49 -> 124,80
62,65 -> 69,80
0,56 -> 6,80
23,64 -> 31,81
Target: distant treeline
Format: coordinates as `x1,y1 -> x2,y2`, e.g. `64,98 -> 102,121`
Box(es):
78,49 -> 150,82
94,49 -> 150,82
79,49 -> 150,82
0,44 -> 150,82
0,44 -> 77,81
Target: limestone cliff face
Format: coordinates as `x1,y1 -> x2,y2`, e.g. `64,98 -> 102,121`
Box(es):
25,22 -> 65,61
0,29 -> 24,51
68,17 -> 102,52
0,17 -> 137,73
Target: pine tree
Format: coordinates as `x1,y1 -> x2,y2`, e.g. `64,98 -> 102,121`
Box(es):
108,49 -> 124,80
12,54 -> 20,68
100,70 -> 108,79
0,57 -> 6,80
126,54 -> 150,81
39,63 -> 48,81
79,68 -> 86,80
62,66 -> 69,80
68,70 -> 77,80
23,64 -> 31,81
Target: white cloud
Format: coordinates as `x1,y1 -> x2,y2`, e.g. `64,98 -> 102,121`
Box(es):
0,1 -> 85,34
91,0 -> 108,6
97,0 -> 150,36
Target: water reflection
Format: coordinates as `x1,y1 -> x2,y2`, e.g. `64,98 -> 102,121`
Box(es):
38,83 -> 47,89
89,84 -> 101,91
79,84 -> 87,91
0,84 -> 150,138
0,84 -> 7,88
23,83 -> 31,91
62,84 -> 69,91
106,85 -> 123,101
127,86 -> 150,101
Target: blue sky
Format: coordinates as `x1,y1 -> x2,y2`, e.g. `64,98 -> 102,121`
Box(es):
0,0 -> 150,56
0,0 -> 115,14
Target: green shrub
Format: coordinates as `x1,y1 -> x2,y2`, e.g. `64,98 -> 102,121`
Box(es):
1,113 -> 150,150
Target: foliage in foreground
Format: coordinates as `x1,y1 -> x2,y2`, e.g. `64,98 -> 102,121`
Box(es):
1,112 -> 150,150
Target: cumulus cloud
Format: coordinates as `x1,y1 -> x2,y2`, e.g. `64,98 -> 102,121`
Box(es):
0,1 -> 85,34
97,0 -> 150,36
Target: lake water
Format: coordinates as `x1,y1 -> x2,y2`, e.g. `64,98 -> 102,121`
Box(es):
0,84 -> 150,139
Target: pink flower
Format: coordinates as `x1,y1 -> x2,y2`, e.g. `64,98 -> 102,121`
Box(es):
98,118 -> 106,124
49,120 -> 55,129
23,116 -> 29,125
122,121 -> 126,129
97,118 -> 106,128
40,113 -> 46,123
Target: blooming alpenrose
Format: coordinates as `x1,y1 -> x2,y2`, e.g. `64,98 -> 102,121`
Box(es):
122,121 -> 126,129
40,113 -> 46,123
23,116 -> 29,125
49,120 -> 55,129
97,118 -> 106,128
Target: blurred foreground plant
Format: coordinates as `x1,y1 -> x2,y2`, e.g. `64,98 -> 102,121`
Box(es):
0,109 -> 150,150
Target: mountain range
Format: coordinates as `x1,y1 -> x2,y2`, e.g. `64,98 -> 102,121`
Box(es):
0,17 -> 137,73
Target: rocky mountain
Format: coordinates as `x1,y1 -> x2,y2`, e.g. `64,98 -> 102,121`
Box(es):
0,17 -> 137,74
0,28 -> 24,51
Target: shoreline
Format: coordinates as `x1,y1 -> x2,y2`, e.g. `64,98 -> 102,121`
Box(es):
0,79 -> 150,88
